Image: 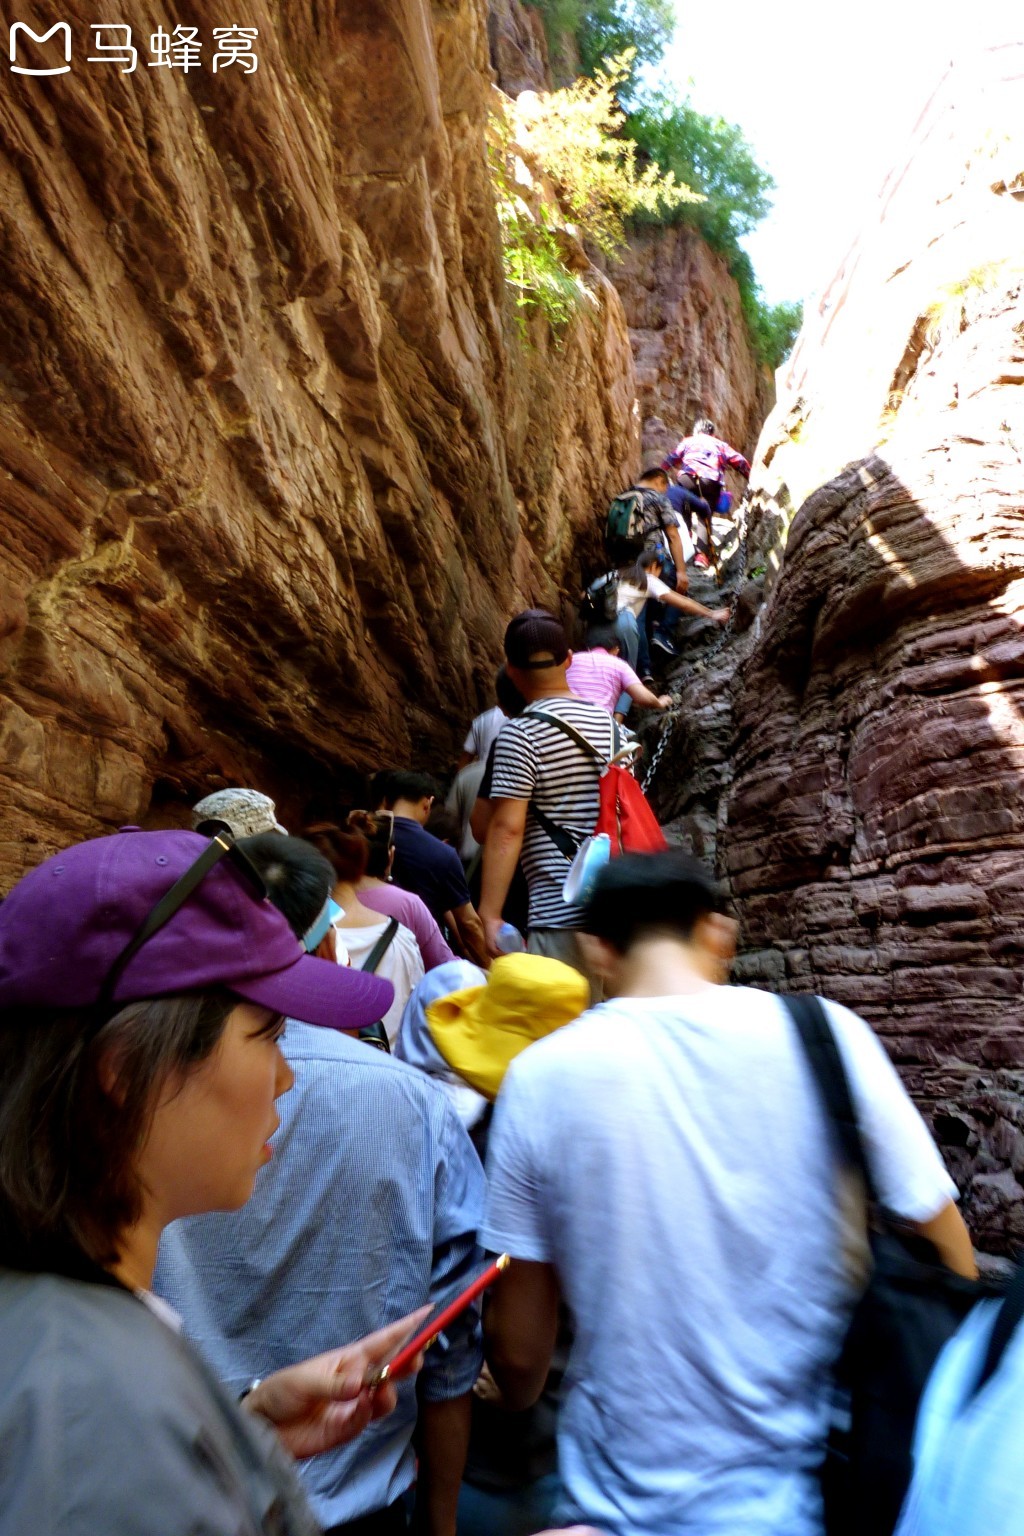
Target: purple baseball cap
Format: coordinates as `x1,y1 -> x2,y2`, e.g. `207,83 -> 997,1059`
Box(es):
0,829 -> 394,1030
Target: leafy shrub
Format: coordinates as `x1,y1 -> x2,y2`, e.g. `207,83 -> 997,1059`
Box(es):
509,56 -> 699,255
489,57 -> 698,334
625,96 -> 803,367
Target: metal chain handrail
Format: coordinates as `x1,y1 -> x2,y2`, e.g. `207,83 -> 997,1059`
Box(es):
641,502 -> 749,796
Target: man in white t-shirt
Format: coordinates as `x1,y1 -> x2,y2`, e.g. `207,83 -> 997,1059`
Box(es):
481,852 -> 975,1536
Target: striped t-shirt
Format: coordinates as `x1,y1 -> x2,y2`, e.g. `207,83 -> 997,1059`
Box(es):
489,696 -> 616,930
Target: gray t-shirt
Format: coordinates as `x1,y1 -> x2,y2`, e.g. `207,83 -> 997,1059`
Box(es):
0,1267 -> 317,1535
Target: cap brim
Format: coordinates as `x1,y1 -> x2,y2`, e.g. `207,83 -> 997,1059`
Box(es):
233,952 -> 394,1033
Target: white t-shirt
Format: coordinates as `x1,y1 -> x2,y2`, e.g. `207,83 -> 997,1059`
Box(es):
616,571 -> 671,618
331,917 -> 424,1046
463,707 -> 506,762
482,987 -> 957,1536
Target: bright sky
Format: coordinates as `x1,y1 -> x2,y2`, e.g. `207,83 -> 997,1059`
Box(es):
661,0 -> 1014,306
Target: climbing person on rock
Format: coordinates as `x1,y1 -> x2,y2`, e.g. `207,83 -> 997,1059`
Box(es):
664,417 -> 751,570
613,548 -> 730,672
603,465 -> 687,582
653,483 -> 701,652
567,625 -> 672,722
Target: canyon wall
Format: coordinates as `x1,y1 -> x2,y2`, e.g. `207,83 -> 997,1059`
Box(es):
604,224 -> 774,464
0,0 -> 638,884
656,42 -> 1024,1250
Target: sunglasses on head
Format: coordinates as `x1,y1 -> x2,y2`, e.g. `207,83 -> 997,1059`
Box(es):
100,832 -> 268,1003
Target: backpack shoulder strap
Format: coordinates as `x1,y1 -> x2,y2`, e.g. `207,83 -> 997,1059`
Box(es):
973,1263 -> 1024,1398
522,704 -> 609,861
782,993 -> 878,1202
361,917 -> 400,974
524,703 -> 610,767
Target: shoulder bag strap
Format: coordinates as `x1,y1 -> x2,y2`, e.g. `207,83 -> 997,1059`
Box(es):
361,917 -> 400,975
782,993 -> 878,1203
525,703 -> 609,765
973,1262 -> 1024,1398
522,703 -> 609,861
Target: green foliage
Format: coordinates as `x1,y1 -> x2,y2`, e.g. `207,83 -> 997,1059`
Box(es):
576,0 -> 675,76
525,0 -> 674,77
625,95 -> 773,244
510,55 -> 700,256
488,58 -> 698,336
624,95 -> 802,368
495,189 -> 593,336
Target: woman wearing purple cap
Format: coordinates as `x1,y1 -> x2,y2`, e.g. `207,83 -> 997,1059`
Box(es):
0,827 -> 434,1533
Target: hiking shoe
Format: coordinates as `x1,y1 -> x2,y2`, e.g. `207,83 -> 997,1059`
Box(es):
693,551 -> 711,569
641,674 -> 656,688
652,635 -> 679,658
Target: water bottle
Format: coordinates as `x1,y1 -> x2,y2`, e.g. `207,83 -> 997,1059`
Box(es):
495,922 -> 526,954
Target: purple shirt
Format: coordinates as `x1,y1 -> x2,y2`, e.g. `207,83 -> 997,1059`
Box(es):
360,882 -> 455,971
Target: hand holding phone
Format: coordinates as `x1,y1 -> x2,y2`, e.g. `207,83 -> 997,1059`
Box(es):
364,1254 -> 511,1390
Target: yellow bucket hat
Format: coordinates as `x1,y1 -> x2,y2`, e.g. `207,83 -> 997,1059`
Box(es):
425,952 -> 590,1100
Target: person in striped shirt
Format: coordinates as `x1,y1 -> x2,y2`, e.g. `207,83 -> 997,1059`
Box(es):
479,610 -> 620,998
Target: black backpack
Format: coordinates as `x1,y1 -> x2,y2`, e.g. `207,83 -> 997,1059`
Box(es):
784,994 -> 988,1536
579,569 -> 619,626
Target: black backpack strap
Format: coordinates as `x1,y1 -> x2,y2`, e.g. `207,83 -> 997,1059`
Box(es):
361,917 -> 400,974
973,1262 -> 1024,1398
523,705 -> 613,861
530,806 -> 582,860
782,993 -> 878,1202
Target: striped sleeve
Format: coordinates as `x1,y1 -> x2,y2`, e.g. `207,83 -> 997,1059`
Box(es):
489,720 -> 538,801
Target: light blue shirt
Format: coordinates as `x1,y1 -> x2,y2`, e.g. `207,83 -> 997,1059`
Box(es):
482,988 -> 957,1536
156,1024 -> 485,1528
895,1295 -> 1024,1536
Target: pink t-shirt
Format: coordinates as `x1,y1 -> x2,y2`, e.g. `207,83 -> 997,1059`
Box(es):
359,882 -> 455,971
566,649 -> 642,714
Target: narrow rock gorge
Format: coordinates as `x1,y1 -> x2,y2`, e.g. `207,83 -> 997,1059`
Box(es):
0,0 -> 644,882
655,42 -> 1024,1250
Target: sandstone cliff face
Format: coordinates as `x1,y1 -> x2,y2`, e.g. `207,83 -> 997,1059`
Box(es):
655,43 -> 1024,1250
487,0 -> 549,94
0,0 -> 638,883
602,225 -> 773,464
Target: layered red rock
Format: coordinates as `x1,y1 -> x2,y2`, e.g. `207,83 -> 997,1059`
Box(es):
653,43 -> 1024,1250
0,0 -> 638,883
600,224 -> 774,464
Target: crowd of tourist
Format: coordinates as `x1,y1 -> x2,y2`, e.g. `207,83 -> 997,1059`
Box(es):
0,420 -> 1021,1536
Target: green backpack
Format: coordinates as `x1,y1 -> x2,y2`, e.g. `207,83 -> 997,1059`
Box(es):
605,487 -> 654,559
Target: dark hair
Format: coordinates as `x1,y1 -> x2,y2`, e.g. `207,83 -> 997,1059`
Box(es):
586,624 -> 619,652
495,665 -> 526,719
632,549 -> 663,581
344,810 -> 393,878
302,822 -> 370,885
369,770 -> 397,810
582,851 -> 722,953
0,990 -> 238,1271
638,465 -> 668,485
386,771 -> 440,804
693,417 -> 716,437
238,833 -> 333,939
425,805 -> 460,843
